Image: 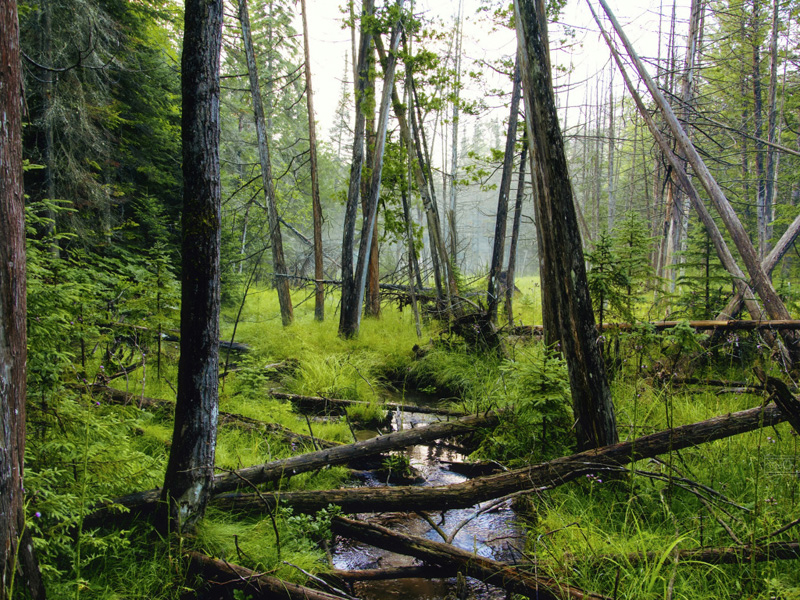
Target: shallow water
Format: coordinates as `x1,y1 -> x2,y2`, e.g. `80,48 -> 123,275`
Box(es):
331,399 -> 525,599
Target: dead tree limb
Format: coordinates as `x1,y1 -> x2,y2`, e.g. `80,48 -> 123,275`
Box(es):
268,390 -> 466,417
87,412 -> 498,522
186,551 -> 350,600
331,515 -> 608,600
594,0 -> 800,365
755,367 -> 800,434
213,404 -> 787,515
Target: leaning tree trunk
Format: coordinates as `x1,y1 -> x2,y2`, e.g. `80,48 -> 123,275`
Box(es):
300,0 -> 324,321
239,0 -> 293,326
515,0 -> 618,450
487,55 -> 522,324
596,0 -> 800,367
160,0 -> 223,533
339,0 -> 373,338
0,2 -> 46,596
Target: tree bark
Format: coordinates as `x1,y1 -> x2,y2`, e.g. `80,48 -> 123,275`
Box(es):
339,0 -> 373,338
596,0 -> 800,366
90,412 -> 497,521
505,137 -> 528,327
587,1 -> 789,360
268,390 -> 466,417
160,0 -> 223,533
186,551 -> 350,600
344,4 -> 404,337
300,0 -> 325,321
214,404 -> 786,515
515,0 -> 618,450
331,516 -> 607,600
239,0 -> 293,326
488,56 -> 522,323
0,2 -> 46,595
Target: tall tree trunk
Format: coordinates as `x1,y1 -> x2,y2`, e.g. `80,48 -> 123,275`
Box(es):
160,0 -> 223,533
488,56 -> 522,323
300,0 -> 324,321
0,2 -> 46,595
764,0 -> 780,254
448,1 -> 464,264
515,0 -> 618,450
342,3 -> 404,338
360,39 -> 380,319
339,0 -> 373,338
239,0 -> 293,325
505,137 -> 528,327
606,72 -> 616,231
596,0 -> 800,366
751,0 -> 768,259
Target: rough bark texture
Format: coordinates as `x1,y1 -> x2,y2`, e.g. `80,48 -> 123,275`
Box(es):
214,404 -> 786,515
186,552 -> 349,600
339,0 -> 373,338
300,0 -> 325,321
159,0 -> 223,532
505,138 -> 528,326
0,3 -> 46,596
89,412 -> 496,522
268,390 -> 465,417
331,516 -> 607,600
515,0 -> 618,450
487,57 -> 522,323
239,0 -> 293,326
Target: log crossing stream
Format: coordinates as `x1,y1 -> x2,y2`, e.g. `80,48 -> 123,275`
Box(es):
332,395 -> 525,600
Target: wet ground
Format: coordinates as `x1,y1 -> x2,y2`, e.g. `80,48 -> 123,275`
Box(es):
332,403 -> 526,600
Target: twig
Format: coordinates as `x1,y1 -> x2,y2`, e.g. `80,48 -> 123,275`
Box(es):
756,516 -> 800,543
281,562 -> 358,600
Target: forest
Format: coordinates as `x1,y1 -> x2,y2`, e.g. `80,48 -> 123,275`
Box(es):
2,0 -> 800,598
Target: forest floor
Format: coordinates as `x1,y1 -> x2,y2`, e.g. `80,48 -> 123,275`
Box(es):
25,277 -> 800,600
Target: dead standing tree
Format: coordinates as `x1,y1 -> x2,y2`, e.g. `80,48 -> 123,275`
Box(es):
514,0 -> 618,450
594,0 -> 800,368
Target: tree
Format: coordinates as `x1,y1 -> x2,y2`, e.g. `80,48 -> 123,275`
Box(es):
160,0 -> 223,532
1,0 -> 46,595
300,0 -> 324,321
514,0 -> 618,450
238,0 -> 293,326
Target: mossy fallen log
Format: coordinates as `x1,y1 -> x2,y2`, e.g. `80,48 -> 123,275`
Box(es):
213,404 -> 787,515
186,551 -> 349,600
268,390 -> 465,417
330,516 -> 607,600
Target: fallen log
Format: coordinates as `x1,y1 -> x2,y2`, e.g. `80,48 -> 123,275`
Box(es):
269,390 -> 466,417
331,516 -> 607,600
186,551 -> 349,600
87,411 -> 498,521
324,565 -> 460,582
521,320 -> 800,337
213,404 -> 787,514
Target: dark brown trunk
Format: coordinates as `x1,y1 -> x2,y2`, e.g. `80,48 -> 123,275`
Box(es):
339,0 -> 373,338
0,2 -> 46,596
159,0 -> 223,532
488,56 -> 522,323
300,0 -> 325,321
515,0 -> 618,450
186,552 -> 349,600
505,137 -> 528,327
213,404 -> 785,515
331,516 -> 605,600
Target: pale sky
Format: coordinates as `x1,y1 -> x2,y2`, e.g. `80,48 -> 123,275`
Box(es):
303,0 -> 694,142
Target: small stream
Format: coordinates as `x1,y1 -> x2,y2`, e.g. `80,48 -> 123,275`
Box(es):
331,396 -> 526,600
